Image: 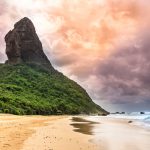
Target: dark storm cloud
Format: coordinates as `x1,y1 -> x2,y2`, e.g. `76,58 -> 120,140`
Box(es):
97,33 -> 150,105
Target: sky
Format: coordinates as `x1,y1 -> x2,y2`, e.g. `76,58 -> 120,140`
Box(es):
0,0 -> 150,112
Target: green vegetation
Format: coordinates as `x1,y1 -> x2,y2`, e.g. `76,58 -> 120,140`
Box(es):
0,63 -> 107,115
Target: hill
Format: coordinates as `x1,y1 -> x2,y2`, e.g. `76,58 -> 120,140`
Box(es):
0,17 -> 108,115
0,63 -> 107,115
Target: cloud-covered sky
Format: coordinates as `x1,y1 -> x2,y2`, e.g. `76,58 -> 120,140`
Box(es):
0,0 -> 150,112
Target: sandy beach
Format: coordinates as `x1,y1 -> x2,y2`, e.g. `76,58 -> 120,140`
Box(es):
0,114 -> 150,150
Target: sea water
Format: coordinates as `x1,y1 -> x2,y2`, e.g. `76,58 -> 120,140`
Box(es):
71,115 -> 150,149
108,112 -> 150,129
81,112 -> 150,130
71,113 -> 150,137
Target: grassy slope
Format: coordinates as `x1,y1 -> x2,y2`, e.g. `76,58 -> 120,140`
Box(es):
0,63 -> 108,115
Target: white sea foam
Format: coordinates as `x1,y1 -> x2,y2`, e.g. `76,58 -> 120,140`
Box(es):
108,112 -> 150,129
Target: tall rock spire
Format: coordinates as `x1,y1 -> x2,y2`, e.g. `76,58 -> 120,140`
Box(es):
5,17 -> 52,68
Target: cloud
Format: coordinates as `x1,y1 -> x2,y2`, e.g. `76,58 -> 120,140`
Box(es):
0,52 -> 6,63
44,0 -> 150,110
96,32 -> 150,105
47,0 -> 140,75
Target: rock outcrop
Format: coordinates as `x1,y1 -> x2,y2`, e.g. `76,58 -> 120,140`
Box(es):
5,17 -> 52,68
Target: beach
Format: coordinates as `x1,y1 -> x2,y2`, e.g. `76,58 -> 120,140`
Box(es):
0,114 -> 150,150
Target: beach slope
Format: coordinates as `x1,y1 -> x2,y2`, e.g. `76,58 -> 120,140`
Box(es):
0,114 -> 150,150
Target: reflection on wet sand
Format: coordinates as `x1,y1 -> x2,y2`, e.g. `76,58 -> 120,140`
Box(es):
70,117 -> 99,135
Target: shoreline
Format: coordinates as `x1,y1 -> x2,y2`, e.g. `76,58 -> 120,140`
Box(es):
0,114 -> 150,150
22,116 -> 98,150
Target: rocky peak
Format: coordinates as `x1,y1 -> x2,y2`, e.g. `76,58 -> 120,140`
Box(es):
5,17 -> 52,68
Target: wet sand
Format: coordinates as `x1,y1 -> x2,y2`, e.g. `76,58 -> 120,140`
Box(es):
0,114 -> 150,150
22,116 -> 98,150
87,117 -> 150,150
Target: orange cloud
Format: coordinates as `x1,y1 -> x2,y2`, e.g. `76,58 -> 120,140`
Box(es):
44,0 -> 141,76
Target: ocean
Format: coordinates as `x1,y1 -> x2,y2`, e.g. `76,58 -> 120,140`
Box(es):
83,112 -> 150,130
108,112 -> 150,129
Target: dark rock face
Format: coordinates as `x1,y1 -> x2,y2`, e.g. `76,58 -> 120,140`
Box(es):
5,17 -> 52,67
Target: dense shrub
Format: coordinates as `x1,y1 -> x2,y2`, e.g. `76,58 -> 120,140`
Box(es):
0,63 -> 107,115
